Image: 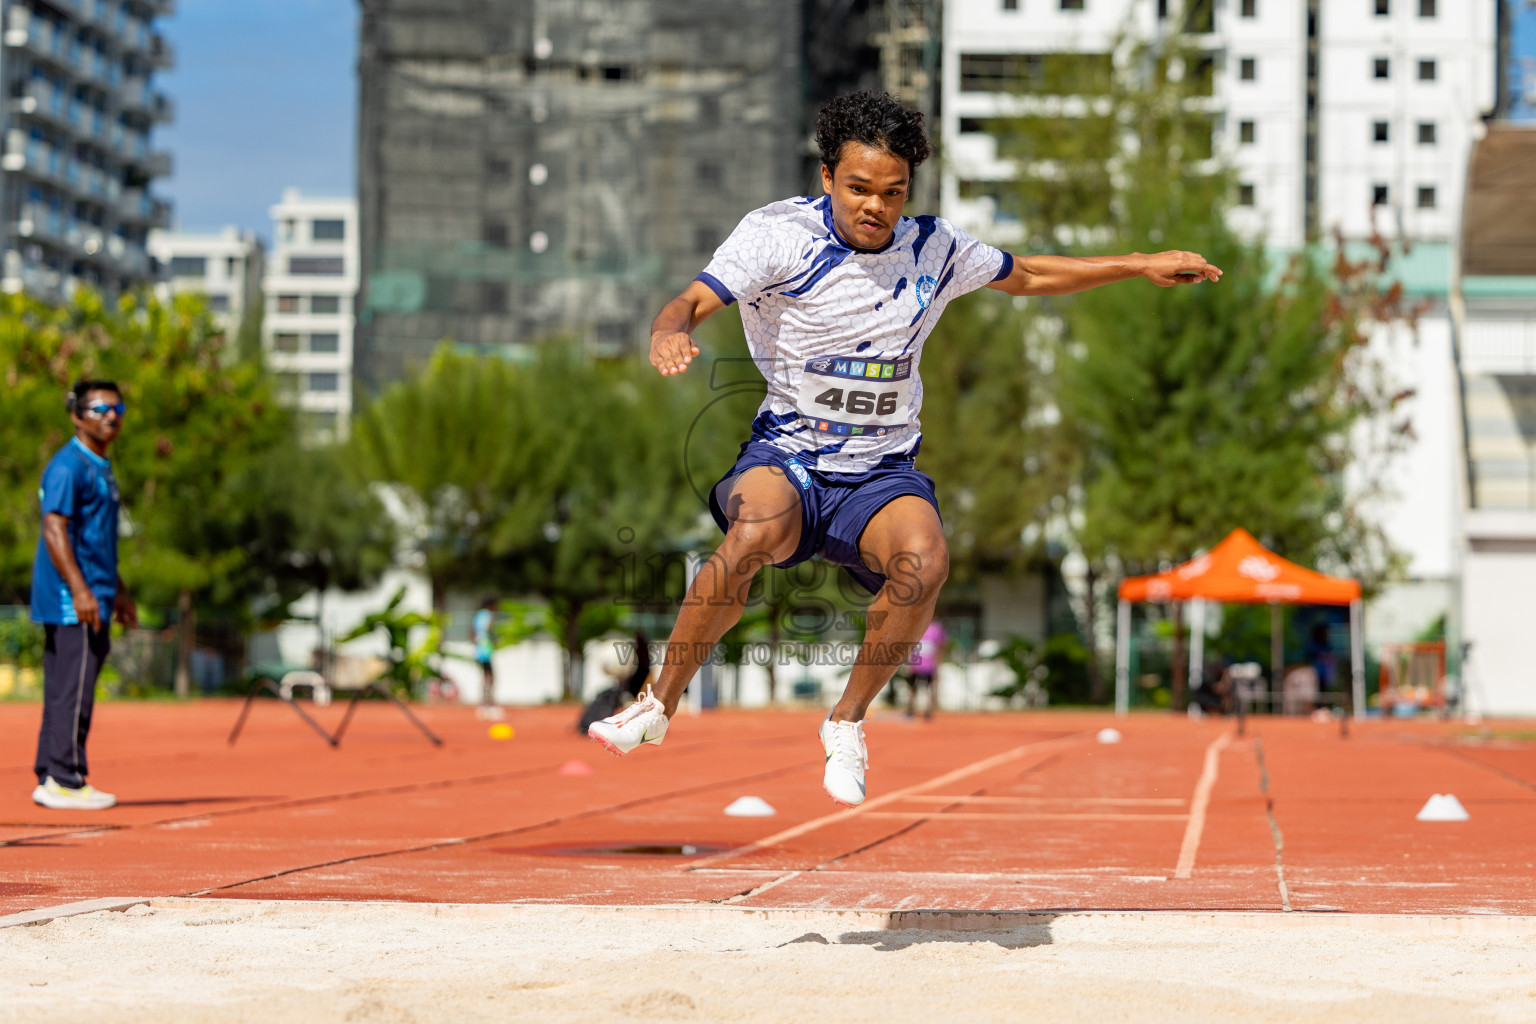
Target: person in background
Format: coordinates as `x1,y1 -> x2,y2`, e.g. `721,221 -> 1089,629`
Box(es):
472,598 -> 498,718
906,618 -> 946,720
31,379 -> 136,811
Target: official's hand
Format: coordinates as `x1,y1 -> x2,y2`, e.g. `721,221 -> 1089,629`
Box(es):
72,586 -> 101,631
1141,250 -> 1223,287
114,590 -> 138,630
650,330 -> 700,376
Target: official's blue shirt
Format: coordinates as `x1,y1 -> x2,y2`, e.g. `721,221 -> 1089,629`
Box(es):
30,438 -> 120,625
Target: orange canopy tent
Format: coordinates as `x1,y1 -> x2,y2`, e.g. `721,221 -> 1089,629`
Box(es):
1113,529 -> 1364,718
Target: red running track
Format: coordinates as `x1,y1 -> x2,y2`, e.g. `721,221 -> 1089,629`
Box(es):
1,701 -> 1533,917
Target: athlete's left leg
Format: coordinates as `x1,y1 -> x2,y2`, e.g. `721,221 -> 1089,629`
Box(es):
829,495 -> 948,724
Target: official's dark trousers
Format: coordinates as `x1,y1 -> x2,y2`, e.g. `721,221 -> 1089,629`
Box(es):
34,623 -> 111,788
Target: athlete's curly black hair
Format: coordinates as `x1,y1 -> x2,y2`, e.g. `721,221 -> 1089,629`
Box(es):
815,90 -> 931,176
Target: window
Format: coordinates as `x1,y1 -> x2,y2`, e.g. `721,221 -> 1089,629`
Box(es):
1372,184 -> 1389,206
1239,58 -> 1256,81
1238,120 -> 1256,143
1241,0 -> 1256,15
276,294 -> 301,313
289,257 -> 344,276
273,333 -> 300,353
311,219 -> 345,241
281,219 -> 295,241
1373,57 -> 1390,79
1374,0 -> 1389,14
208,293 -> 230,312
1417,185 -> 1436,209
225,256 -> 237,278
959,52 -> 1112,93
310,294 -> 341,314
1237,183 -> 1255,206
1419,0 -> 1435,15
308,332 -> 340,353
1373,120 -> 1390,143
482,283 -> 508,314
1417,59 -> 1436,82
959,118 -> 984,133
169,255 -> 206,277
695,225 -> 719,253
306,372 -> 339,392
1060,0 -> 1084,9
1002,0 -> 1018,9
600,65 -> 631,81
1417,121 -> 1437,144
1157,0 -> 1169,15
486,156 -> 511,179
697,160 -> 720,186
483,219 -> 508,247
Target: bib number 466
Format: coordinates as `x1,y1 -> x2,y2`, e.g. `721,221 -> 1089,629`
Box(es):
813,388 -> 898,416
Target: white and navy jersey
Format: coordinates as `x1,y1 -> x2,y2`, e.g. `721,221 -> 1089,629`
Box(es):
697,195 -> 1011,474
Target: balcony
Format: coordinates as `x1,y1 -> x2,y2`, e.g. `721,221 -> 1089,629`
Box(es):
4,10 -> 76,75
148,32 -> 173,69
13,78 -> 84,133
133,149 -> 171,177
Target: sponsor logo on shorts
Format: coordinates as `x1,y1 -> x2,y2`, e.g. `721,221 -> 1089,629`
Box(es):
784,459 -> 811,490
817,420 -> 831,431
851,426 -> 865,435
812,358 -> 831,371
875,427 -> 888,436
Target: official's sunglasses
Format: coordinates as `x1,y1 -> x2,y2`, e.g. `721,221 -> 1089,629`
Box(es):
83,402 -> 127,419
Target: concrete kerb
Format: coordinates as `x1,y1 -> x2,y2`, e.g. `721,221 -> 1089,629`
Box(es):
0,897 -> 150,929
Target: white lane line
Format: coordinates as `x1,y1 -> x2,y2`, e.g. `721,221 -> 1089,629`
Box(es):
895,795 -> 1187,806
687,732 -> 1087,870
864,811 -> 1189,822
1174,732 -> 1232,880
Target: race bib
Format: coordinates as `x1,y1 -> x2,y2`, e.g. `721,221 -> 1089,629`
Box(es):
796,355 -> 914,436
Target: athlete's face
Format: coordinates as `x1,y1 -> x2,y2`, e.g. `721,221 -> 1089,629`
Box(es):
821,144 -> 910,250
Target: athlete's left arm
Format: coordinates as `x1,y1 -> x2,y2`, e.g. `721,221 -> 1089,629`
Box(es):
986,251 -> 1222,297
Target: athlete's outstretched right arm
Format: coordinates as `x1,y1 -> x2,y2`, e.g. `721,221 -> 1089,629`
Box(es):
649,279 -> 726,376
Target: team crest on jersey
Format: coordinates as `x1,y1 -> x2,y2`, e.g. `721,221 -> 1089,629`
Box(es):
915,275 -> 937,309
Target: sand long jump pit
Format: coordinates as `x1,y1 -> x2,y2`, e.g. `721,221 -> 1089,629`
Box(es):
2,900 -> 1535,1023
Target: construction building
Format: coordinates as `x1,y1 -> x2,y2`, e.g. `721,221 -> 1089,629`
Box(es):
0,0 -> 174,301
353,0 -> 939,388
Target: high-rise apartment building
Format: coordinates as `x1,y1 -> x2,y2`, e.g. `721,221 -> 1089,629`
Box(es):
263,190 -> 358,437
0,0 -> 174,301
146,226 -> 262,334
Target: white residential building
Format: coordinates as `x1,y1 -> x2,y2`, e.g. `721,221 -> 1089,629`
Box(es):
263,189 -> 358,436
942,0 -> 1498,251
146,226 -> 262,333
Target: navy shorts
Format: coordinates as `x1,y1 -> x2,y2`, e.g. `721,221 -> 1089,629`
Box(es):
707,441 -> 941,594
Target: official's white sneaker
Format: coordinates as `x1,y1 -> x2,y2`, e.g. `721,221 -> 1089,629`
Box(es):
31,777 -> 116,811
588,691 -> 669,756
820,717 -> 868,807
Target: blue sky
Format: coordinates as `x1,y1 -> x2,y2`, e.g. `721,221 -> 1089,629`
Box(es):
156,0 -> 357,241
1514,0 -> 1536,120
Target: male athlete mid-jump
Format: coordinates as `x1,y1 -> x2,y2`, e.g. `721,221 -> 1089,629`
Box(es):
590,91 -> 1221,805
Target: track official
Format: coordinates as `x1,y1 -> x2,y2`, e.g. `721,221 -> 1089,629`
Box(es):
30,379 -> 137,811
